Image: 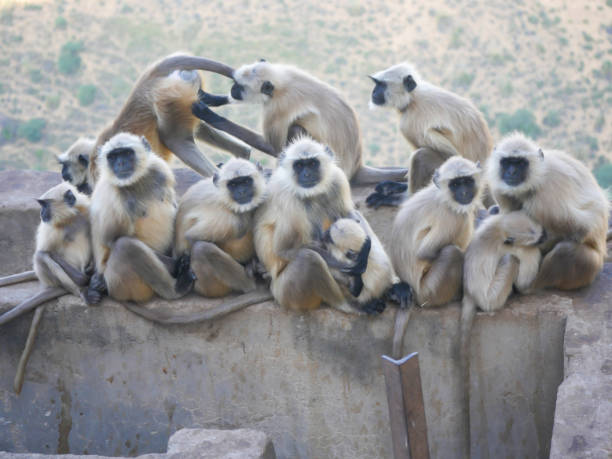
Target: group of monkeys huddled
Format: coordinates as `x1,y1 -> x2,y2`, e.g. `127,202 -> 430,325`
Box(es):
1,54 -> 609,450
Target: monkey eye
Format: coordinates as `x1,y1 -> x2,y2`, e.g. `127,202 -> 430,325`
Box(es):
294,162 -> 304,170
346,250 -> 357,260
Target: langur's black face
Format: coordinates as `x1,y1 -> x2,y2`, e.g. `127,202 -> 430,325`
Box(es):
231,82 -> 244,100
107,147 -> 136,179
37,199 -> 51,222
293,157 -> 320,188
449,176 -> 476,205
370,79 -> 386,105
61,163 -> 72,182
227,176 -> 255,204
500,157 -> 529,186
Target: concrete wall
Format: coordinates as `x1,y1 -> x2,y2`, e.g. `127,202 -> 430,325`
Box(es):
0,170 -> 610,458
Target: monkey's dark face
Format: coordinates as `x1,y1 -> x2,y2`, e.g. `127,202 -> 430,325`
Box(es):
449,176 -> 476,205
370,79 -> 387,106
293,157 -> 320,188
231,82 -> 245,101
61,162 -> 72,182
37,199 -> 52,222
227,176 -> 255,204
107,147 -> 136,179
500,156 -> 529,187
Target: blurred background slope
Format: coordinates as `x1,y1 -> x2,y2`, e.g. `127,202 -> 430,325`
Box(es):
0,0 -> 610,188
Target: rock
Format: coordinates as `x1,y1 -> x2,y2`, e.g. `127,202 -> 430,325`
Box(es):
167,428 -> 275,458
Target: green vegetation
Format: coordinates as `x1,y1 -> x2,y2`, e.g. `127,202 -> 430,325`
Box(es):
500,82 -> 514,97
18,118 -> 46,142
0,7 -> 13,25
46,94 -> 61,110
498,109 -> 542,138
77,84 -> 96,106
55,16 -> 67,29
29,69 -> 43,83
58,41 -> 84,75
593,161 -> 612,188
543,110 -> 561,127
454,72 -> 475,89
24,4 -> 43,10
450,28 -> 463,48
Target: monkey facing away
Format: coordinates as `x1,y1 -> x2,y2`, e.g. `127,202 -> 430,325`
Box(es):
84,53 -> 251,185
391,156 -> 483,307
367,62 -> 492,202
253,137 -> 366,313
85,132 -> 195,304
57,138 -> 96,195
191,60 -> 408,185
174,158 -> 267,298
0,183 -> 93,393
459,210 -> 545,457
487,132 -> 609,290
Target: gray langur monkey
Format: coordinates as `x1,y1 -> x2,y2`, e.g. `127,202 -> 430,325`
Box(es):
487,132 -> 609,290
0,183 -> 93,393
85,132 -> 195,304
391,156 -> 483,308
57,137 -> 96,195
253,137 -> 364,313
459,211 -> 545,457
191,60 -> 408,185
366,62 -> 492,205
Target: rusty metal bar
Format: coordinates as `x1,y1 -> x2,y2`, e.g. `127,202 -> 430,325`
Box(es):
382,352 -> 430,459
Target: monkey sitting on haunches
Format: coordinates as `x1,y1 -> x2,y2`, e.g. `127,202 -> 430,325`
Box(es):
366,62 -> 492,207
487,132 -> 609,290
391,156 -> 483,308
85,132 -> 195,304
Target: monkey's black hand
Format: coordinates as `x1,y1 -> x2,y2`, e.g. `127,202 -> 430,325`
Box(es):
197,89 -> 230,107
173,254 -> 191,278
375,180 -> 408,196
387,282 -> 413,309
174,254 -> 196,294
361,298 -> 386,315
83,287 -> 104,306
89,272 -> 107,294
192,100 -> 224,125
341,237 -> 371,275
365,191 -> 405,208
488,205 -> 500,215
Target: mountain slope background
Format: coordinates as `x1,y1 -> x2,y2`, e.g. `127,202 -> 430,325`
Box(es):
0,0 -> 611,185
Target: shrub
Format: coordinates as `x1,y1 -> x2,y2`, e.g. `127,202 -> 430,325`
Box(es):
55,16 -> 67,29
500,82 -> 514,97
77,84 -> 96,106
454,72 -> 475,89
29,69 -> 43,83
46,94 -> 61,110
58,41 -> 83,75
593,162 -> 612,188
497,109 -> 542,138
542,110 -> 561,127
18,118 -> 46,142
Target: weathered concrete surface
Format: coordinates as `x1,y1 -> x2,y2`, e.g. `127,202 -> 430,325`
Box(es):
0,427 -> 275,458
0,170 -> 611,458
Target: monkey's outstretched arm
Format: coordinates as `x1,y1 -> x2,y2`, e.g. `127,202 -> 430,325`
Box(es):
191,101 -> 278,157
425,127 -> 461,157
161,135 -> 219,178
194,123 -> 251,159
197,89 -> 230,107
0,287 -> 66,326
123,289 -> 273,324
48,253 -> 89,286
0,271 -> 37,287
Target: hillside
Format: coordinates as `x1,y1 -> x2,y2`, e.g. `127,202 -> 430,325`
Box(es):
0,0 -> 611,183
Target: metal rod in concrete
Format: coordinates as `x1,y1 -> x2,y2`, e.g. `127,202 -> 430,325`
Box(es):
382,352 -> 430,459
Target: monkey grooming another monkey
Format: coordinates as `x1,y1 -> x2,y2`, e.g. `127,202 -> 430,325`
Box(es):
191,60 -> 408,185
459,211 -> 545,457
174,158 -> 267,298
487,132 -> 609,290
367,62 -> 492,204
85,133 -> 195,304
0,183 -> 93,393
391,156 -> 483,308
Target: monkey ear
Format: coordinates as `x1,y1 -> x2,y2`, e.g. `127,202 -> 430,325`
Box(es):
324,145 -> 335,158
403,75 -> 417,92
368,75 -> 379,84
212,172 -> 220,187
432,170 -> 440,188
140,136 -> 152,151
503,236 -> 515,245
538,148 -> 544,159
78,154 -> 89,167
261,81 -> 274,96
63,189 -> 76,207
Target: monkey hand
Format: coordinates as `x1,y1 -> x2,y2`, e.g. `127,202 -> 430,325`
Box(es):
341,237 -> 371,275
174,254 -> 196,295
375,180 -> 408,196
387,282 -> 413,309
82,285 -> 105,305
197,89 -> 230,107
89,272 -> 108,294
360,298 -> 386,315
365,191 -> 404,208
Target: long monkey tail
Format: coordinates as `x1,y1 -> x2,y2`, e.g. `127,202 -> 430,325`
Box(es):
459,295 -> 477,459
150,55 -> 235,79
0,286 -> 66,326
391,307 -> 412,359
123,290 -> 273,325
0,271 -> 37,287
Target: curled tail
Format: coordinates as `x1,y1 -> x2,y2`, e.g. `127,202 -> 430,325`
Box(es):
351,165 -> 408,186
123,289 -> 273,324
460,295 -> 477,459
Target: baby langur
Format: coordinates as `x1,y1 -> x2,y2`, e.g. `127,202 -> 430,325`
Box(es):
487,132 -> 609,290
254,137 -> 363,313
459,211 -> 545,458
191,60 -> 408,185
0,183 -> 92,393
367,62 -> 492,205
57,137 -> 95,195
391,156 -> 483,308
85,132 -> 195,304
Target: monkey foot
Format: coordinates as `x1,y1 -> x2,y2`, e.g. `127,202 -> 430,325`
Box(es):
360,298 -> 387,315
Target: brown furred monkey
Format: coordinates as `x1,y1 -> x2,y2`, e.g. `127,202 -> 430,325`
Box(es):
459,211 -> 545,458
0,183 -> 93,393
391,156 -> 483,308
253,137 -> 362,313
487,132 -> 609,290
367,62 -> 492,201
85,53 -> 251,185
174,158 -> 267,298
85,132 -> 195,304
191,60 -> 408,185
